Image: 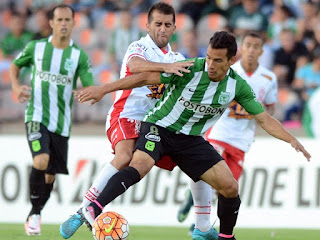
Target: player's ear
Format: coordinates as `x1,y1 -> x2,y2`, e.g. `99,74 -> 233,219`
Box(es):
229,56 -> 237,66
49,19 -> 54,29
146,22 -> 150,33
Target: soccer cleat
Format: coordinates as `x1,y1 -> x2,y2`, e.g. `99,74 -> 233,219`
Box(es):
192,228 -> 219,240
25,214 -> 41,235
82,206 -> 96,228
60,209 -> 85,239
177,189 -> 194,222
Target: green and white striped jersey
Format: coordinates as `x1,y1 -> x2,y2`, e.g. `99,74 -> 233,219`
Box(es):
143,57 -> 264,136
14,37 -> 94,137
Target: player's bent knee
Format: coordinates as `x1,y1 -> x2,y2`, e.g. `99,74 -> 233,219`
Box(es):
219,180 -> 239,198
112,151 -> 133,169
33,153 -> 50,170
129,150 -> 154,178
45,174 -> 55,184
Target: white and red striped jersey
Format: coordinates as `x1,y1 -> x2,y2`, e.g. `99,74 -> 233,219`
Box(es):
106,34 -> 185,129
206,61 -> 278,152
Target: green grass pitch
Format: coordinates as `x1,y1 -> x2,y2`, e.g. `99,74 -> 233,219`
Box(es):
0,224 -> 319,240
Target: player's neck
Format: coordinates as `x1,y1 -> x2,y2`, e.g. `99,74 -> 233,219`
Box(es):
51,36 -> 70,49
241,60 -> 258,74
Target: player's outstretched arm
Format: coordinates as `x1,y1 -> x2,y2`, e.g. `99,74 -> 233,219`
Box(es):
254,111 -> 311,161
9,63 -> 31,103
74,72 -> 161,105
129,57 -> 194,77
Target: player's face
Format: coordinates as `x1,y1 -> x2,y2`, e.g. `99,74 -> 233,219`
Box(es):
206,47 -> 236,82
240,36 -> 263,65
147,10 -> 176,48
50,7 -> 74,39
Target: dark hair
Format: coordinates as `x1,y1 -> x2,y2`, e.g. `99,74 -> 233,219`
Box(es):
242,31 -> 264,44
280,5 -> 294,18
49,4 -> 75,20
209,31 -> 237,59
147,2 -> 175,24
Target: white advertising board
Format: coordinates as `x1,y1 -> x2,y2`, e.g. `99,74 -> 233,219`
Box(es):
0,135 -> 319,228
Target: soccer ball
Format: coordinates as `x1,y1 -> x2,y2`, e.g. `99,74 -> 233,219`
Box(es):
92,211 -> 129,240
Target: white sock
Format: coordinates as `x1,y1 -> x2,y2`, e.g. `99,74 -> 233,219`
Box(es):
191,180 -> 212,232
80,162 -> 118,208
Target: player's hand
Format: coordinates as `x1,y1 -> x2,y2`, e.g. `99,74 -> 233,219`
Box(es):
163,60 -> 195,77
12,85 -> 31,103
290,138 -> 311,161
74,86 -> 105,106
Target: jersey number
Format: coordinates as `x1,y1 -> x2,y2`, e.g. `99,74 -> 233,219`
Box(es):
27,121 -> 40,134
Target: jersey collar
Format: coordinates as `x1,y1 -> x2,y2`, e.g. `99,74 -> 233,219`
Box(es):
235,60 -> 261,77
48,35 -> 74,47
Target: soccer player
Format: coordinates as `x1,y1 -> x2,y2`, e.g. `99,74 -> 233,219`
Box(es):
302,86 -> 320,138
60,2 -> 197,239
74,31 -> 311,240
177,32 -> 278,238
9,4 -> 94,236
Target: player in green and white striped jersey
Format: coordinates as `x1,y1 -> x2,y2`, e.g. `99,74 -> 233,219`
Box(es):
10,4 -> 93,236
74,31 -> 311,240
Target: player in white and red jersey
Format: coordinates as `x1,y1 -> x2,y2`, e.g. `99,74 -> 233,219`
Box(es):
207,32 -> 278,179
60,3 -> 194,239
177,32 -> 278,239
106,31 -> 187,152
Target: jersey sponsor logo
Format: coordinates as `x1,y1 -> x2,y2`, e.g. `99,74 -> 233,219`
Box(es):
28,132 -> 42,141
145,132 -> 161,142
178,96 -> 225,115
36,70 -> 72,86
218,91 -> 230,105
147,84 -> 165,99
129,43 -> 148,52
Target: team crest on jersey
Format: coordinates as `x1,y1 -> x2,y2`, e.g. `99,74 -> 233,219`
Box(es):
218,92 -> 230,105
64,58 -> 74,71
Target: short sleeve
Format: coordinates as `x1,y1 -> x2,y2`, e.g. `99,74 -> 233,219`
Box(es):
160,72 -> 176,84
235,79 -> 265,115
125,42 -> 148,64
13,41 -> 35,68
264,74 -> 278,105
77,51 -> 94,87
